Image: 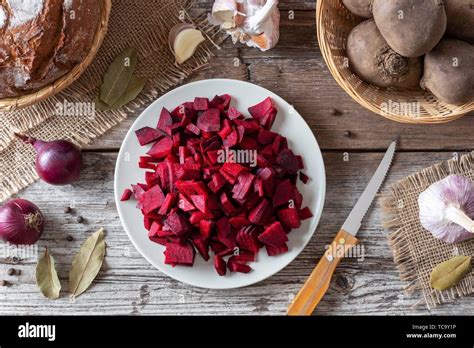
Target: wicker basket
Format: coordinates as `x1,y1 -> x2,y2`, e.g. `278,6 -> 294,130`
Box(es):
0,0 -> 112,112
316,0 -> 473,124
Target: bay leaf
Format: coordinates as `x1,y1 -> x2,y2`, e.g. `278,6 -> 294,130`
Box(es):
430,255 -> 471,291
96,75 -> 147,111
69,228 -> 106,298
99,47 -> 138,106
36,248 -> 61,300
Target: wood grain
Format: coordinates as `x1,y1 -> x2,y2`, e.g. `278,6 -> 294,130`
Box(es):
1,151 -> 472,315
87,11 -> 473,151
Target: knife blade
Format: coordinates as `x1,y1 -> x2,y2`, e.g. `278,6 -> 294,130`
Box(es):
341,140 -> 397,236
287,141 -> 397,316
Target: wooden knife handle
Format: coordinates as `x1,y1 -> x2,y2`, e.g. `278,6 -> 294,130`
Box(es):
287,230 -> 358,316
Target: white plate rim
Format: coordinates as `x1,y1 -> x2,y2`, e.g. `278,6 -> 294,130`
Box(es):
114,78 -> 326,289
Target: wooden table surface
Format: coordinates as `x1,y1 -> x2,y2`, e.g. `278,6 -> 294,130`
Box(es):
1,1 -> 473,315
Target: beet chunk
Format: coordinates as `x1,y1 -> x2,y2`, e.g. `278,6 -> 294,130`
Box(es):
164,241 -> 195,266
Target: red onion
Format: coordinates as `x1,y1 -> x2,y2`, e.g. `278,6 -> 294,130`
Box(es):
16,133 -> 82,185
0,199 -> 44,245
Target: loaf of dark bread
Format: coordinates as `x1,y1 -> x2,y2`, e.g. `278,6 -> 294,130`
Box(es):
0,0 -> 101,98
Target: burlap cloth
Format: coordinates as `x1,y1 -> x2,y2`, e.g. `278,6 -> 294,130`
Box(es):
0,0 -> 225,202
381,152 -> 474,309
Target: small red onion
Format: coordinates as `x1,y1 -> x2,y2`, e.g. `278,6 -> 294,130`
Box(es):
0,199 -> 44,245
16,133 -> 82,185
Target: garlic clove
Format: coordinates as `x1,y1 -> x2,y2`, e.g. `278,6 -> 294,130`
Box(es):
168,24 -> 205,65
418,175 -> 474,244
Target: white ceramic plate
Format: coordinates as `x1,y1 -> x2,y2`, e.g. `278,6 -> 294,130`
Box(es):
114,79 -> 326,289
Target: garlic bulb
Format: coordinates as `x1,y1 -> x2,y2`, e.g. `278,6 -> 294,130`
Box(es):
418,175 -> 474,244
209,0 -> 280,51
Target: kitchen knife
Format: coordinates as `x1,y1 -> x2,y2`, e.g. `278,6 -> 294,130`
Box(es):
287,141 -> 397,316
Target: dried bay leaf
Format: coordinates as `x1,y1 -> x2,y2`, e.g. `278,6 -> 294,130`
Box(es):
96,75 -> 147,111
36,248 -> 61,300
100,47 -> 138,106
430,255 -> 471,291
69,228 -> 106,298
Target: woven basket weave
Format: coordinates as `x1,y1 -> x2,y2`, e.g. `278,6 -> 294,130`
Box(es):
0,0 -> 111,112
316,0 -> 473,124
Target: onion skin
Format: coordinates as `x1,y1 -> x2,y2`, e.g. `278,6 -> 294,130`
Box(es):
16,134 -> 82,185
0,199 -> 44,245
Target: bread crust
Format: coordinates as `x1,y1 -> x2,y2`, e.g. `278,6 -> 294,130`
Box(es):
0,0 -> 101,98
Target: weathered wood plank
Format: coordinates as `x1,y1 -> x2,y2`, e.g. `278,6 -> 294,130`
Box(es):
86,11 -> 473,151
1,151 -> 472,315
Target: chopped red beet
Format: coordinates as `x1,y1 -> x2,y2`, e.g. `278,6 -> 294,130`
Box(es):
122,95 -> 313,274
164,241 -> 195,266
135,127 -> 164,146
258,221 -> 288,247
120,188 -> 132,201
193,97 -> 210,111
298,207 -> 313,220
197,108 -> 221,132
214,255 -> 227,276
147,137 -> 173,159
299,172 -> 310,184
157,108 -> 174,135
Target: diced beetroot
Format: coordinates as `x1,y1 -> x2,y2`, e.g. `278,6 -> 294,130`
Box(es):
210,94 -> 231,111
223,129 -> 238,147
233,250 -> 255,263
199,220 -> 214,239
232,172 -> 255,201
236,226 -> 260,253
299,172 -> 310,184
229,216 -> 251,230
147,137 -> 173,159
164,241 -> 195,266
123,95 -> 311,276
258,222 -> 288,247
139,162 -> 156,170
142,185 -> 166,214
278,207 -> 301,229
219,191 -> 237,215
273,179 -> 294,207
214,255 -> 227,276
158,193 -> 178,215
248,198 -> 273,225
175,163 -> 201,181
186,123 -> 201,136
120,188 -> 132,201
189,211 -> 214,225
135,126 -> 164,146
260,107 -> 277,129
218,119 -> 233,139
164,210 -> 193,236
298,207 -> 313,220
266,243 -> 289,256
276,149 -> 300,175
227,107 -> 242,120
227,257 -> 251,273
248,97 -> 273,119
208,172 -> 227,193
191,195 -> 209,213
221,162 -> 249,178
197,108 -> 221,132
178,193 -> 195,212
257,128 -> 277,145
192,237 -> 210,261
193,97 -> 210,111
157,108 -> 174,135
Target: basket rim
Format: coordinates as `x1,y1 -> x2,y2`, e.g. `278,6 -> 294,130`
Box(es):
316,0 -> 473,124
0,0 -> 112,112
